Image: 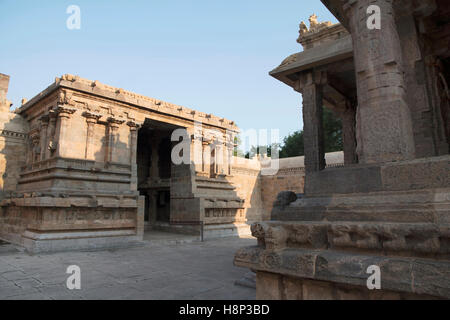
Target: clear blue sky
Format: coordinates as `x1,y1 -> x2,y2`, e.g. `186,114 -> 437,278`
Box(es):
0,0 -> 337,145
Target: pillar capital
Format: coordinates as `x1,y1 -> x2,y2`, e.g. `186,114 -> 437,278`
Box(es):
294,70 -> 327,93
82,111 -> 102,123
107,117 -> 125,129
39,114 -> 50,125
126,121 -> 140,131
55,105 -> 76,117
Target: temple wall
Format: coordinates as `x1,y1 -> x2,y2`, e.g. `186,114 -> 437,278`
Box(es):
229,156 -> 266,222
261,157 -> 306,217
260,152 -> 344,217
0,74 -> 28,200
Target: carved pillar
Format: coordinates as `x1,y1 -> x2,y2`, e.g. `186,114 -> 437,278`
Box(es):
45,111 -> 57,159
39,115 -> 49,162
106,117 -> 124,163
191,134 -> 203,174
54,106 -> 76,158
340,101 -> 358,165
295,71 -> 326,173
127,121 -> 139,191
30,130 -> 40,163
127,121 -> 139,166
82,112 -> 101,160
343,0 -> 415,163
226,133 -> 235,175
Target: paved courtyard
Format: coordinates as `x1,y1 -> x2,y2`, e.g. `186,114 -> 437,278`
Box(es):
0,235 -> 256,300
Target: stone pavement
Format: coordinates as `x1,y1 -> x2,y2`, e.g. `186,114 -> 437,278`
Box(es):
0,235 -> 256,300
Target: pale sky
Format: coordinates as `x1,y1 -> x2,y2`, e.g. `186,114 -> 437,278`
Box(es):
0,0 -> 338,145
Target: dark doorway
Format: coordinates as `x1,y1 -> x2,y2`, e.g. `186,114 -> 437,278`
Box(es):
136,119 -> 182,226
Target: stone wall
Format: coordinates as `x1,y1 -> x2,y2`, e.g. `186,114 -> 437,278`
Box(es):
0,74 -> 28,200
229,156 -> 266,222
261,152 -> 344,218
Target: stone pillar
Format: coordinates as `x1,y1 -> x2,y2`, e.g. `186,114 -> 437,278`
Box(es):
82,112 -> 101,160
295,71 -> 326,173
39,115 -> 49,162
340,101 -> 358,165
127,121 -> 139,191
226,133 -> 235,175
191,133 -> 204,174
45,111 -> 57,159
54,106 -> 76,158
343,0 -> 415,163
149,134 -> 160,179
106,117 -> 124,163
30,132 -> 40,163
202,140 -> 209,174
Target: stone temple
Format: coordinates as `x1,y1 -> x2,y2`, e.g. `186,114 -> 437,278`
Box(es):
235,0 -> 450,299
0,73 -> 254,252
1,70 -> 337,253
0,0 -> 449,301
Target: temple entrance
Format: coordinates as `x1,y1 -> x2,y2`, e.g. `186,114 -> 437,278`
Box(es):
136,119 -> 180,227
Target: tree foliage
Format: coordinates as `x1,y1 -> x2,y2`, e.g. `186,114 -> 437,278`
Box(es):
247,108 -> 343,159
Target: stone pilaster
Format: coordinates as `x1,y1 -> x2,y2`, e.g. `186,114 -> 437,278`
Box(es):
38,115 -> 49,162
295,71 -> 327,173
106,117 -> 124,163
127,121 -> 139,191
54,106 -> 76,158
190,130 -> 204,174
45,111 -> 57,159
82,111 -> 101,160
343,0 -> 415,163
30,130 -> 40,163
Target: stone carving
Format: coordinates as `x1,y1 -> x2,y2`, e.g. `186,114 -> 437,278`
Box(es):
274,191 -> 297,209
299,21 -> 308,36
297,14 -> 333,44
250,221 -> 450,256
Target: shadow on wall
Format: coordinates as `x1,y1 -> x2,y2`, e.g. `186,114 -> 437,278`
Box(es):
0,75 -> 29,243
0,104 -> 29,200
259,152 -> 344,221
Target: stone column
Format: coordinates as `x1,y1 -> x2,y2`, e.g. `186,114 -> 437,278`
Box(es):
295,71 -> 326,173
343,0 -> 415,163
127,121 -> 139,191
201,140 -> 209,174
106,117 -> 124,163
191,135 -> 204,174
226,133 -> 235,175
149,134 -> 160,179
82,112 -> 101,160
39,115 -> 49,162
30,132 -> 40,163
54,106 -> 76,158
45,111 -> 57,159
340,101 -> 358,165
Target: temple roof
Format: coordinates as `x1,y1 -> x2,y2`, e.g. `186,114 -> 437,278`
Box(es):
16,74 -> 239,131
